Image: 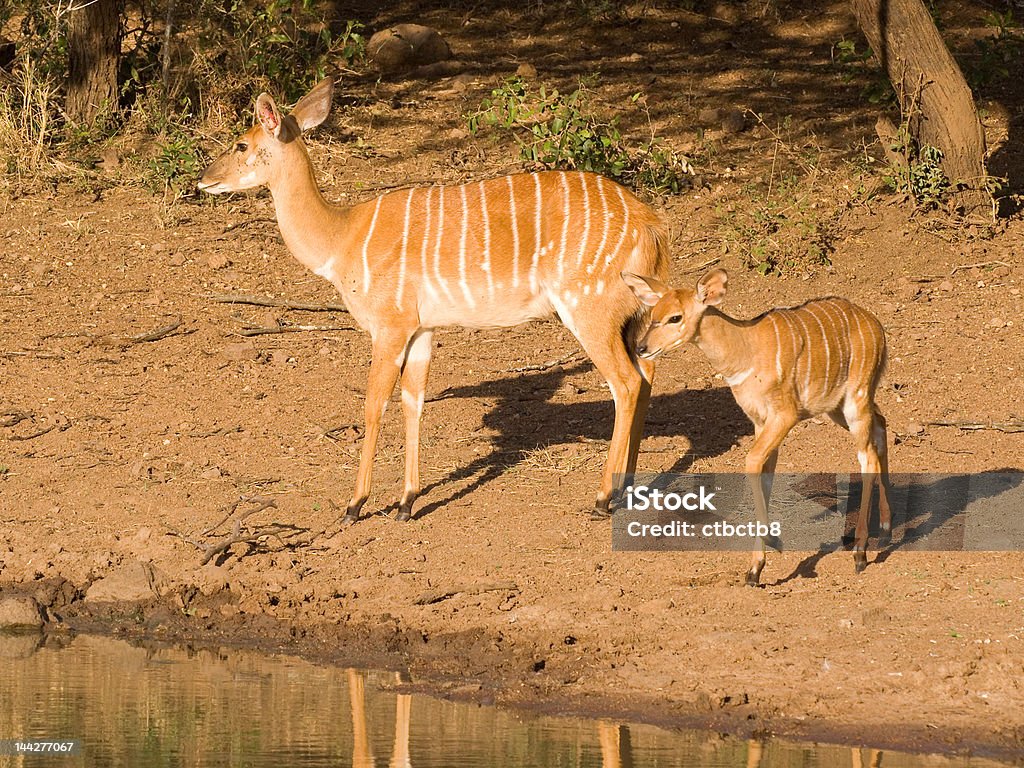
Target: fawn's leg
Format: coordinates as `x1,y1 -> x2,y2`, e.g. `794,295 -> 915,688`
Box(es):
745,412 -> 797,586
872,406 -> 892,542
625,356 -> 656,477
847,399 -> 885,572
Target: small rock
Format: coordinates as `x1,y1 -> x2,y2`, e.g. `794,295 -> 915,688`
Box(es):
85,562 -> 168,603
97,146 -> 121,174
408,59 -> 464,79
200,466 -> 223,480
270,349 -> 291,366
207,252 -> 231,270
222,341 -> 259,362
938,280 -> 954,292
516,62 -> 537,78
721,108 -> 746,134
0,596 -> 45,631
905,422 -> 924,436
447,128 -> 470,141
167,253 -> 186,267
368,24 -> 451,74
698,107 -> 723,125
992,265 -> 1011,278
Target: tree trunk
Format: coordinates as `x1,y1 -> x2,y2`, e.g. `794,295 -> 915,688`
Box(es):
66,0 -> 123,127
850,0 -> 990,216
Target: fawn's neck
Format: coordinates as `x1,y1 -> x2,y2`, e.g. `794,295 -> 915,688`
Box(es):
267,144 -> 348,276
693,308 -> 758,382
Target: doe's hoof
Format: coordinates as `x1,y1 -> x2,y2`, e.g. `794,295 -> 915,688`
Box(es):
744,570 -> 761,587
854,553 -> 868,574
340,513 -> 360,527
395,508 -> 412,523
588,506 -> 611,521
877,529 -> 892,548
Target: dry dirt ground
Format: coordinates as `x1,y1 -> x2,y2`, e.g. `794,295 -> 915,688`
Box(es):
2,0 -> 1024,762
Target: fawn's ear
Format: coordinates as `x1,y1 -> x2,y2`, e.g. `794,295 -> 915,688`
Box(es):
290,77 -> 334,133
621,272 -> 670,307
696,268 -> 728,306
256,93 -> 283,138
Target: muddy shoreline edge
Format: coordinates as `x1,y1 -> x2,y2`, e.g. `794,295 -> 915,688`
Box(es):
4,579 -> 1020,766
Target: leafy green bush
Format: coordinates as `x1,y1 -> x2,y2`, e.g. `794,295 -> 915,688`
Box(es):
467,77 -> 693,196
965,10 -> 1023,91
882,127 -> 950,209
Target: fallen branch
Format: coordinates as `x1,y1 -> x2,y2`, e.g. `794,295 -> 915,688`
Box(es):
0,350 -> 64,359
238,323 -> 355,337
927,419 -> 1024,433
414,580 -> 520,606
0,411 -> 32,428
204,294 -> 350,313
949,260 -> 1011,276
128,318 -> 182,344
8,425 -> 54,441
504,351 -> 583,374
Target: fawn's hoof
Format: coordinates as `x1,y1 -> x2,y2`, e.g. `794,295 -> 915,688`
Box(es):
744,570 -> 762,587
339,513 -> 360,527
854,552 -> 868,574
588,506 -> 611,521
877,529 -> 892,548
395,508 -> 412,523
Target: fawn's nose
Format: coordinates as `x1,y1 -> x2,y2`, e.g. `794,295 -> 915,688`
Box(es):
637,343 -> 648,356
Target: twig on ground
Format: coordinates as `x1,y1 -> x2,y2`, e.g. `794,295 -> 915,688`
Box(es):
128,318 -> 182,343
927,420 -> 1024,434
203,294 -> 349,313
8,425 -> 54,441
949,260 -> 1010,275
504,351 -> 584,373
0,411 -> 32,428
238,323 -> 355,336
413,580 -> 520,606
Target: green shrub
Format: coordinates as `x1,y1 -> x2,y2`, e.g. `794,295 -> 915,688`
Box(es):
467,76 -> 693,196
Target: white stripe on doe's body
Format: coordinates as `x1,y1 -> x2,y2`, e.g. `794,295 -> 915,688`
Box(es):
198,77 -> 669,525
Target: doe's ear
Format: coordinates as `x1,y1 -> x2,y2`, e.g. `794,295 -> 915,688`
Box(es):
256,93 -> 283,138
290,77 -> 334,133
621,272 -> 670,307
695,268 -> 728,307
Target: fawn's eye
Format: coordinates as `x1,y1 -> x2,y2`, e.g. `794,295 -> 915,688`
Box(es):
235,142 -> 248,153
667,314 -> 683,324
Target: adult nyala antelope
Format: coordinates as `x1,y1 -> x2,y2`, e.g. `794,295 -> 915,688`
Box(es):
198,78 -> 668,523
621,269 -> 892,585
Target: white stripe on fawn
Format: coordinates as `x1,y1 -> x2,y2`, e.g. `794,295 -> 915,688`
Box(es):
395,187 -> 415,307
804,303 -> 831,400
479,182 -> 495,297
458,184 -> 475,306
361,195 -> 384,292
507,175 -> 521,288
767,313 -> 784,381
817,301 -> 847,379
788,310 -> 813,401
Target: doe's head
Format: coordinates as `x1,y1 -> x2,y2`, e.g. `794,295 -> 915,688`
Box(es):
621,268 -> 728,359
198,77 -> 334,195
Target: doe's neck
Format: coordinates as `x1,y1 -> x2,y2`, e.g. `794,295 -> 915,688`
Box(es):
266,143 -> 347,274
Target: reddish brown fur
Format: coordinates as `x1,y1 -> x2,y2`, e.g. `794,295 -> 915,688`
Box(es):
623,268 -> 891,585
200,79 -> 669,522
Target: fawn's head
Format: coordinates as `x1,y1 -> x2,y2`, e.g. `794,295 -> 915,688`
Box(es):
621,268 -> 729,359
198,78 -> 334,195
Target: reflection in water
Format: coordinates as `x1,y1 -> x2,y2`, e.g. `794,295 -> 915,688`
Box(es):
0,634 -> 1011,768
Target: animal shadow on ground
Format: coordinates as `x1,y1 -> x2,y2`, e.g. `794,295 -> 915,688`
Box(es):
394,361 -> 751,520
774,469 -> 1023,585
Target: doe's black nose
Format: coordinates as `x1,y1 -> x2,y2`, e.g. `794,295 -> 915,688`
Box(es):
636,343 -> 648,355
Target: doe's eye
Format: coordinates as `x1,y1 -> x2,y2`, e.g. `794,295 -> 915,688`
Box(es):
235,142 -> 248,153
667,314 -> 683,324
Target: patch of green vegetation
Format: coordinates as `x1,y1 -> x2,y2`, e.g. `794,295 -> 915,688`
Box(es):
467,76 -> 693,197
721,178 -> 838,276
831,37 -> 896,107
882,125 -> 951,210
146,127 -> 209,196
965,10 -> 1024,91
